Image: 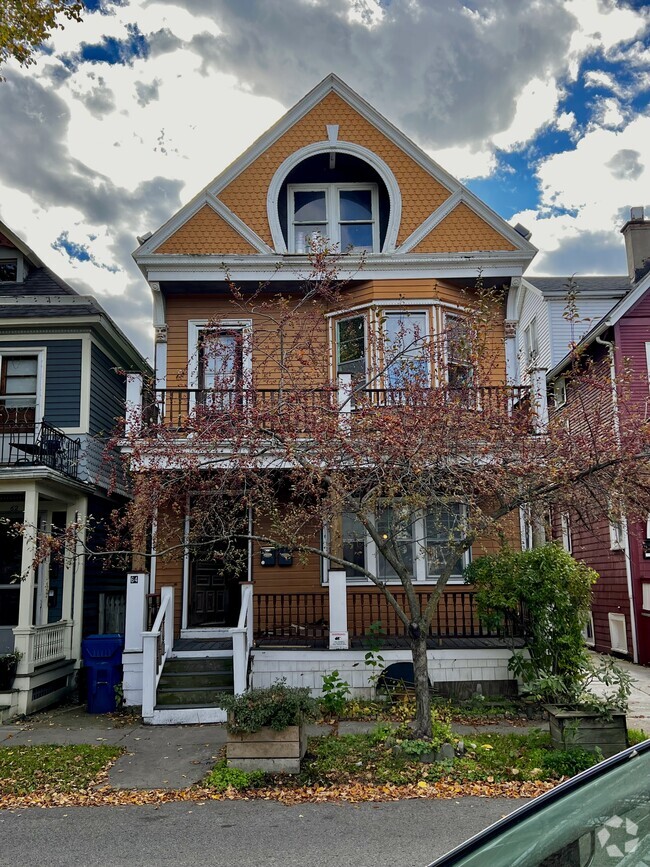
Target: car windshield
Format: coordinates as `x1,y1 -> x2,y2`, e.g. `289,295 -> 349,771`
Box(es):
431,744 -> 650,866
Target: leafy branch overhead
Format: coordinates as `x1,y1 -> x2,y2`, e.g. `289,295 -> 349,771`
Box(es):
0,0 -> 83,72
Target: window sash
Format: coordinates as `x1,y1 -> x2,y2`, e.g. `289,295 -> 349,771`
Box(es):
288,184 -> 378,253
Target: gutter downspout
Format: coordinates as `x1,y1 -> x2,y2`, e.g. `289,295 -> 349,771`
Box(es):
596,333 -> 639,663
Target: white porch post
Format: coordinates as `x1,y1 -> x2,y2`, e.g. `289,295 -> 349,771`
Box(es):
61,502 -> 78,625
70,496 -> 87,665
232,630 -> 247,695
529,367 -> 549,433
338,373 -> 353,417
14,485 -> 39,675
122,571 -> 149,707
328,570 -> 349,650
125,372 -> 143,437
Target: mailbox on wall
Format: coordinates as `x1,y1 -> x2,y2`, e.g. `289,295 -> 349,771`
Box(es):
278,548 -> 293,567
260,547 -> 277,567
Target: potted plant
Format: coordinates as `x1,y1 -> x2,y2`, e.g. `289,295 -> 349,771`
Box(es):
0,651 -> 22,691
220,679 -> 318,773
512,654 -> 632,758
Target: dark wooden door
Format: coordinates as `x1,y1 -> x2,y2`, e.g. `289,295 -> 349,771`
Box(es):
188,547 -> 246,628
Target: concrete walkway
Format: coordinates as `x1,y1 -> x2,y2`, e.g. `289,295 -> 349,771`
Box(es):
0,655 -> 648,791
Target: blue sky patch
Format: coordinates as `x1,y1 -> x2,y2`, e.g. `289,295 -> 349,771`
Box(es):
52,233 -> 120,273
79,24 -> 149,66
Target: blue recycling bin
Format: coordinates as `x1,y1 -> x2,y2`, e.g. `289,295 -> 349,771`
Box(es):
82,634 -> 124,714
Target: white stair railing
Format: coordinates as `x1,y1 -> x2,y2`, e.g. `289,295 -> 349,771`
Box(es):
231,583 -> 253,695
142,586 -> 174,720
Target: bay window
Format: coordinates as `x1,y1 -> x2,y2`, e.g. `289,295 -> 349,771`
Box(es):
289,184 -> 378,253
445,314 -> 473,388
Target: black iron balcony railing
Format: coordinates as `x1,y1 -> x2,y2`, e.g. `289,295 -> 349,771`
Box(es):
0,416 -> 80,479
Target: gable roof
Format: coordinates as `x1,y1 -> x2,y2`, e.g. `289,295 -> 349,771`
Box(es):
548,269 -> 650,380
135,74 -> 536,266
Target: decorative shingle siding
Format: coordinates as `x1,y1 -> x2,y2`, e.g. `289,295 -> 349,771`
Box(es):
155,205 -> 257,255
89,343 -> 125,436
410,203 -> 516,254
218,92 -> 452,249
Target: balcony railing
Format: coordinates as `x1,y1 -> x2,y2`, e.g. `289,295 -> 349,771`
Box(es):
141,385 -> 530,434
0,418 -> 80,479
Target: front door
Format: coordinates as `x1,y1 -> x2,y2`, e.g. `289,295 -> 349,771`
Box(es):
188,541 -> 247,629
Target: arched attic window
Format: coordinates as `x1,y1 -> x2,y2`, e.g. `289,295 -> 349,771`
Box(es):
278,153 -> 391,254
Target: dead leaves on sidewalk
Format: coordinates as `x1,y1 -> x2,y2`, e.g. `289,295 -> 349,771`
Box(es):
0,778 -> 555,809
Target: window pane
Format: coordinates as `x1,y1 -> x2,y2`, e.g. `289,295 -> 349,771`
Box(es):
340,223 -> 373,252
199,331 -> 241,390
337,317 -> 365,367
384,313 -> 428,387
294,226 -> 327,253
377,508 -> 413,579
426,506 -> 464,578
341,512 -> 366,578
0,260 -> 17,282
339,190 -> 372,221
294,190 -> 326,222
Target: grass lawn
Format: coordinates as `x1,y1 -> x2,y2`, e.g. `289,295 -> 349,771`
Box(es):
0,745 -> 123,795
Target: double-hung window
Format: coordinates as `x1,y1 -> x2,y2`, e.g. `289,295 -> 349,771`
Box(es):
445,314 -> 473,389
383,311 -> 429,388
523,317 -> 538,368
0,355 -> 38,427
425,504 -> 467,579
288,184 -> 378,253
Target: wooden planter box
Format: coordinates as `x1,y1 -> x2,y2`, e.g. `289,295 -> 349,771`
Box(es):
546,705 -> 628,758
226,724 -> 308,774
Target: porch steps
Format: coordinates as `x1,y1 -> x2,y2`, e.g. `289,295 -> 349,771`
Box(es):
150,656 -> 233,724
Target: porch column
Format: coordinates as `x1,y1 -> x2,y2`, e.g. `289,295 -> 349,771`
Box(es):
14,485 -> 39,674
122,571 -> 149,707
70,496 -> 87,665
328,570 -> 349,650
60,501 -> 78,623
529,366 -> 549,433
125,372 -> 143,437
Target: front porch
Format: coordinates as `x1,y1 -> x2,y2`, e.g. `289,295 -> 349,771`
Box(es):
127,572 -> 525,724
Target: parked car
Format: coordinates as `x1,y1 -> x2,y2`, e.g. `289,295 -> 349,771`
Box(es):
429,738 -> 650,866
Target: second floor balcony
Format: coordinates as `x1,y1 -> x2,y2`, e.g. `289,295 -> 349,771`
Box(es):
0,412 -> 81,480
126,377 -> 533,439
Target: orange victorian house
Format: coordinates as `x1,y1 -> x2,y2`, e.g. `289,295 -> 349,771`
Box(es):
123,75 -> 538,723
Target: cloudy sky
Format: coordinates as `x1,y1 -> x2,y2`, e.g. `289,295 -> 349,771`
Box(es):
1,0 -> 649,358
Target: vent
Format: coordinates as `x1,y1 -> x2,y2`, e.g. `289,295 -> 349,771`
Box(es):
31,676 -> 68,701
608,613 -> 628,654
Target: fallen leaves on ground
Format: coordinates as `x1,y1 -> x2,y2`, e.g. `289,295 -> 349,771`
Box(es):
0,778 -> 556,809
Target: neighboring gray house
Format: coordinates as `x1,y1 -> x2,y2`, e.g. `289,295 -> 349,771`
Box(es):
0,219 -> 150,719
515,274 -> 631,382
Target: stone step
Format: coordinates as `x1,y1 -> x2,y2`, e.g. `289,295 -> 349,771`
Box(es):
165,657 -> 233,674
156,686 -> 232,706
158,671 -> 234,689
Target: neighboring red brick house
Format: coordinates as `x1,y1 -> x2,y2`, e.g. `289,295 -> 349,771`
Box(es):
548,209 -> 650,665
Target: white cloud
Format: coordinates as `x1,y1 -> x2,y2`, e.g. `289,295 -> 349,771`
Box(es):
492,77 -> 562,151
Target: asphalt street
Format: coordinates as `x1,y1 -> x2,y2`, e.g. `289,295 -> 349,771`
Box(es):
0,797 -> 519,867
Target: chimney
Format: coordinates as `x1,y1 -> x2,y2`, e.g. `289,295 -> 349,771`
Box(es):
621,207 -> 650,283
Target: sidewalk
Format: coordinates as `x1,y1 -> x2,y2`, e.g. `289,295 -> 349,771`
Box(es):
0,656 -> 648,791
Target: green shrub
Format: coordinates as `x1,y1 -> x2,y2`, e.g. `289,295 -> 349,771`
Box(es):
320,670 -> 351,716
205,761 -> 265,791
220,679 -> 318,735
629,728 -> 649,746
541,747 -> 597,778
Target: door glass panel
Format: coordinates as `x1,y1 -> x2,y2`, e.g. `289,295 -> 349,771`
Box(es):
341,512 -> 366,578
339,190 -> 372,221
377,508 -> 414,579
199,332 -> 240,389
426,505 -> 464,578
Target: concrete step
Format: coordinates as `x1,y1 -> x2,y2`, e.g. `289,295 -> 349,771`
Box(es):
147,706 -> 228,725
165,657 -> 233,674
156,686 -> 233,706
158,671 -> 234,689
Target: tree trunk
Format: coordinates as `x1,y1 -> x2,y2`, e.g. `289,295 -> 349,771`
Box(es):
410,629 -> 432,738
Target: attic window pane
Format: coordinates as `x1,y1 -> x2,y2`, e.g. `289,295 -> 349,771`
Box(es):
339,190 -> 372,221
294,191 -> 326,222
0,260 -> 17,282
340,224 -> 373,252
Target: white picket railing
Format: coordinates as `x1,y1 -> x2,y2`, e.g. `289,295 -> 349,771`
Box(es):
14,621 -> 73,672
232,583 -> 253,695
142,586 -> 173,720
